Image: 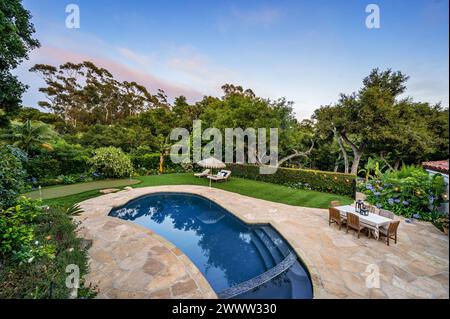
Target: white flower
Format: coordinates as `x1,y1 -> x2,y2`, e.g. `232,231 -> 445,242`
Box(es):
35,241 -> 39,245
27,257 -> 35,263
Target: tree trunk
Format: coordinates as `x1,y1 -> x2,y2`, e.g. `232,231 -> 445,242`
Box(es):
394,158 -> 401,170
159,154 -> 164,174
334,152 -> 342,172
334,128 -> 349,173
350,151 -> 363,175
379,152 -> 395,171
340,129 -> 366,175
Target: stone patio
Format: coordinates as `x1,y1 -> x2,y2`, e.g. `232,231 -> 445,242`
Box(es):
76,185 -> 449,299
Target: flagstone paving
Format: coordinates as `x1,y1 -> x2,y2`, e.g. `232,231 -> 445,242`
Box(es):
76,185 -> 449,299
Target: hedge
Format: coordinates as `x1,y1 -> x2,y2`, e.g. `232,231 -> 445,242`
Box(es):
130,153 -> 184,171
227,164 -> 356,197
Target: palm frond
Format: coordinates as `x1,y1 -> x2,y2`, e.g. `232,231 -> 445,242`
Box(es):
66,204 -> 84,217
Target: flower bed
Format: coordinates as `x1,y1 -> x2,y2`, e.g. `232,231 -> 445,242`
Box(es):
359,166 -> 447,221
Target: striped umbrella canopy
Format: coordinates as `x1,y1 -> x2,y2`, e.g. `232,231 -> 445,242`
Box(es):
197,157 -> 226,169
197,157 -> 226,188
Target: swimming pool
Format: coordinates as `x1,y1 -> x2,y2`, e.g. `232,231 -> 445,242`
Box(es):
109,192 -> 313,299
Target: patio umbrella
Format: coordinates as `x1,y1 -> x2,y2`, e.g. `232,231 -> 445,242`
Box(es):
197,157 -> 226,188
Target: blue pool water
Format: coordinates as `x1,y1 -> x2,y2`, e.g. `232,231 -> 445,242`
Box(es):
109,192 -> 313,299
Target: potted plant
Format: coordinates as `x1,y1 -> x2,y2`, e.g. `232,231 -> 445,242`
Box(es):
437,216 -> 449,235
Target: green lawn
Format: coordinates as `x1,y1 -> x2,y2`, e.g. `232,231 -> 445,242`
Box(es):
40,173 -> 353,209
24,179 -> 141,200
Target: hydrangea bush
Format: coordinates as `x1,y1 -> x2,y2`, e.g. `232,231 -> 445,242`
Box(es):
360,165 -> 446,221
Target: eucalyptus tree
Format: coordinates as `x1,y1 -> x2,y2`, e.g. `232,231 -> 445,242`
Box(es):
30,61 -> 165,126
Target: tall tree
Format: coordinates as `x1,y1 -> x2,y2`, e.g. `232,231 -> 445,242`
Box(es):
0,0 -> 40,127
30,61 -> 164,126
314,68 -> 410,174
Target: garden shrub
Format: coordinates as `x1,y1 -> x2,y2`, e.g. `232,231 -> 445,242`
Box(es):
0,197 -> 55,263
51,140 -> 90,175
0,204 -> 96,298
23,141 -> 89,182
227,164 -> 356,197
130,153 -> 160,170
88,147 -> 133,178
24,154 -> 61,179
0,145 -> 27,209
360,165 -> 446,221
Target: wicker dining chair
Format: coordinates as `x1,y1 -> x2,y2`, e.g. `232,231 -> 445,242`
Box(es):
329,207 -> 346,230
346,213 -> 366,238
330,200 -> 341,208
379,220 -> 400,246
379,209 -> 395,219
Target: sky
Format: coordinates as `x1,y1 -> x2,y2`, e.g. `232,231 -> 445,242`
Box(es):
14,0 -> 450,120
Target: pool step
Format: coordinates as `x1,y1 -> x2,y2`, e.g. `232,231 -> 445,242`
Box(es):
253,229 -> 284,264
249,231 -> 276,270
260,226 -> 292,257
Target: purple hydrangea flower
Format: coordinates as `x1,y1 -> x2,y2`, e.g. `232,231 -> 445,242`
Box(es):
388,198 -> 394,205
394,199 -> 401,204
376,203 -> 382,208
374,192 -> 381,196
402,200 -> 409,206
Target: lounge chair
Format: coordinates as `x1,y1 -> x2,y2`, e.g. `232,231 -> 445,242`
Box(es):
379,220 -> 400,246
207,170 -> 231,182
329,207 -> 346,230
194,169 -> 210,178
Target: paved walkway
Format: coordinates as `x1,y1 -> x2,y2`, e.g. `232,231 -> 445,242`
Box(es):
77,185 -> 449,299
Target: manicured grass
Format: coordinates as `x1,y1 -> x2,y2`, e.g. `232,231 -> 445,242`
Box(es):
42,190 -> 102,209
24,179 -> 141,200
134,173 -> 353,208
42,173 -> 353,209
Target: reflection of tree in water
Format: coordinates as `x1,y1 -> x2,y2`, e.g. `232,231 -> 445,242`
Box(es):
113,194 -> 271,287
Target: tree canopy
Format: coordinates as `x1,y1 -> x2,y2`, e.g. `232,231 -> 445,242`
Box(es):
9,58 -> 449,175
0,0 -> 40,127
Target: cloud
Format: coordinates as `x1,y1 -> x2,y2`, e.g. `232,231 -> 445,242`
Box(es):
166,45 -> 237,94
217,6 -> 282,32
117,47 -> 154,67
14,44 -> 206,108
232,7 -> 282,26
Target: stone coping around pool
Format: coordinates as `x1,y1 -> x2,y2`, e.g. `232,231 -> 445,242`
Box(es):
77,185 -> 449,299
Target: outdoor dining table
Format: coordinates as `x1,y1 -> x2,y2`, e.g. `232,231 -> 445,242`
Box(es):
335,205 -> 392,239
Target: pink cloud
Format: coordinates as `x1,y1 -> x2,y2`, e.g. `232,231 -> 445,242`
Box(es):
28,45 -> 205,102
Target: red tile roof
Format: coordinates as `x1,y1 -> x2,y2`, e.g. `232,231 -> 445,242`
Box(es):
422,160 -> 449,174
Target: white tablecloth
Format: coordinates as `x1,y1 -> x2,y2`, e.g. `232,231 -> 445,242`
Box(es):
335,205 -> 392,239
